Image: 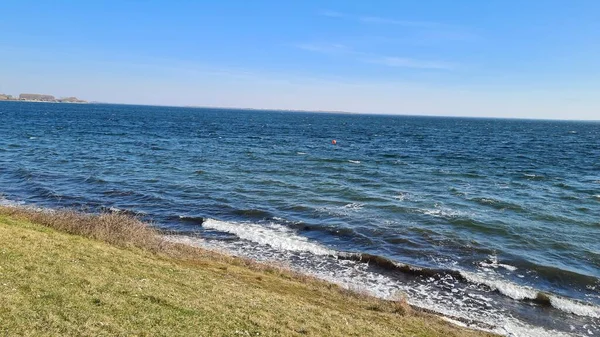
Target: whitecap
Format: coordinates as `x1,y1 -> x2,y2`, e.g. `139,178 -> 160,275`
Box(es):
499,264 -> 518,272
550,296 -> 600,318
395,192 -> 411,201
461,270 -> 600,319
479,255 -> 518,272
348,160 -> 361,164
421,207 -> 465,219
342,203 -> 363,210
316,203 -> 364,216
201,218 -> 334,256
460,271 -> 538,300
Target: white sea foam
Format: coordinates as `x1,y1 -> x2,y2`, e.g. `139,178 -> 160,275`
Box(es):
395,192 -> 411,201
422,208 -> 465,219
342,203 -> 363,210
550,296 -> 600,318
202,218 -> 334,256
497,322 -> 575,337
317,203 -> 364,216
523,173 -> 546,180
462,270 -> 600,319
348,160 -> 361,164
499,264 -> 518,272
0,197 -> 19,207
479,255 -> 518,272
0,198 -> 52,213
460,271 -> 538,300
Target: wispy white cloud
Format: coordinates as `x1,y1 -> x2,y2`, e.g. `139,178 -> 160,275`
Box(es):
293,43 -> 349,54
358,16 -> 441,28
318,10 -> 476,43
301,10 -> 466,71
293,43 -> 455,70
366,56 -> 455,70
319,10 -> 443,28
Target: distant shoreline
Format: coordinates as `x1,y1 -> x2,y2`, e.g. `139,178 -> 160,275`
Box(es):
0,100 -> 88,104
0,93 -> 87,104
2,99 -> 599,122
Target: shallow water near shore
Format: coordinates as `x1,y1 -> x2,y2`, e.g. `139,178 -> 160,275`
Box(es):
1,102 -> 598,336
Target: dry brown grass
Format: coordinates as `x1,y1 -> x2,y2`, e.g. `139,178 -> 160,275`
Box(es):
0,206 -> 336,287
0,205 -> 162,250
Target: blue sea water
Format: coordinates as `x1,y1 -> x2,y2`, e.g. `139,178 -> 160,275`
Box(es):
0,102 -> 598,336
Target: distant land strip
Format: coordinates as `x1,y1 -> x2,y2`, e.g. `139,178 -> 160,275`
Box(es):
0,93 -> 87,103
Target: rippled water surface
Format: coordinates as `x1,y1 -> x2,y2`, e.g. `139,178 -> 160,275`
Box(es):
1,102 -> 598,336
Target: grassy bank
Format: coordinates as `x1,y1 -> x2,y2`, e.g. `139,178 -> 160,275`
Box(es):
0,206 -> 494,336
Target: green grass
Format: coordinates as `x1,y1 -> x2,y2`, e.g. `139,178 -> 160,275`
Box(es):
0,208 -> 495,336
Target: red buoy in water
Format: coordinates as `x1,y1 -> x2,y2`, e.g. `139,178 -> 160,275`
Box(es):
331,139 -> 337,145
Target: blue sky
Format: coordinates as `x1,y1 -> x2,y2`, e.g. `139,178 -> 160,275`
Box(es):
1,0 -> 599,119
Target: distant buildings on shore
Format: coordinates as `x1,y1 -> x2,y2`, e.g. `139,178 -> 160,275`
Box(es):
0,93 -> 87,103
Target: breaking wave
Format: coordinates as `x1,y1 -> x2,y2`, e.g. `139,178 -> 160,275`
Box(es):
201,218 -> 335,256
183,217 -> 600,321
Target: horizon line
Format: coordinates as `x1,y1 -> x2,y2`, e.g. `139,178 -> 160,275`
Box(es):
8,100 -> 595,122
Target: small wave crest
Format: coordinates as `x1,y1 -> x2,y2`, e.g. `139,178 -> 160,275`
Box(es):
173,215 -> 205,225
460,271 -> 600,318
478,255 -> 518,272
461,271 -> 538,300
342,203 -> 363,210
100,206 -> 146,217
550,296 -> 600,318
83,175 -> 107,184
316,203 -> 365,216
470,197 -> 525,212
231,208 -> 273,219
394,192 -> 411,201
202,218 -> 335,256
421,207 -> 467,219
522,173 -> 547,181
